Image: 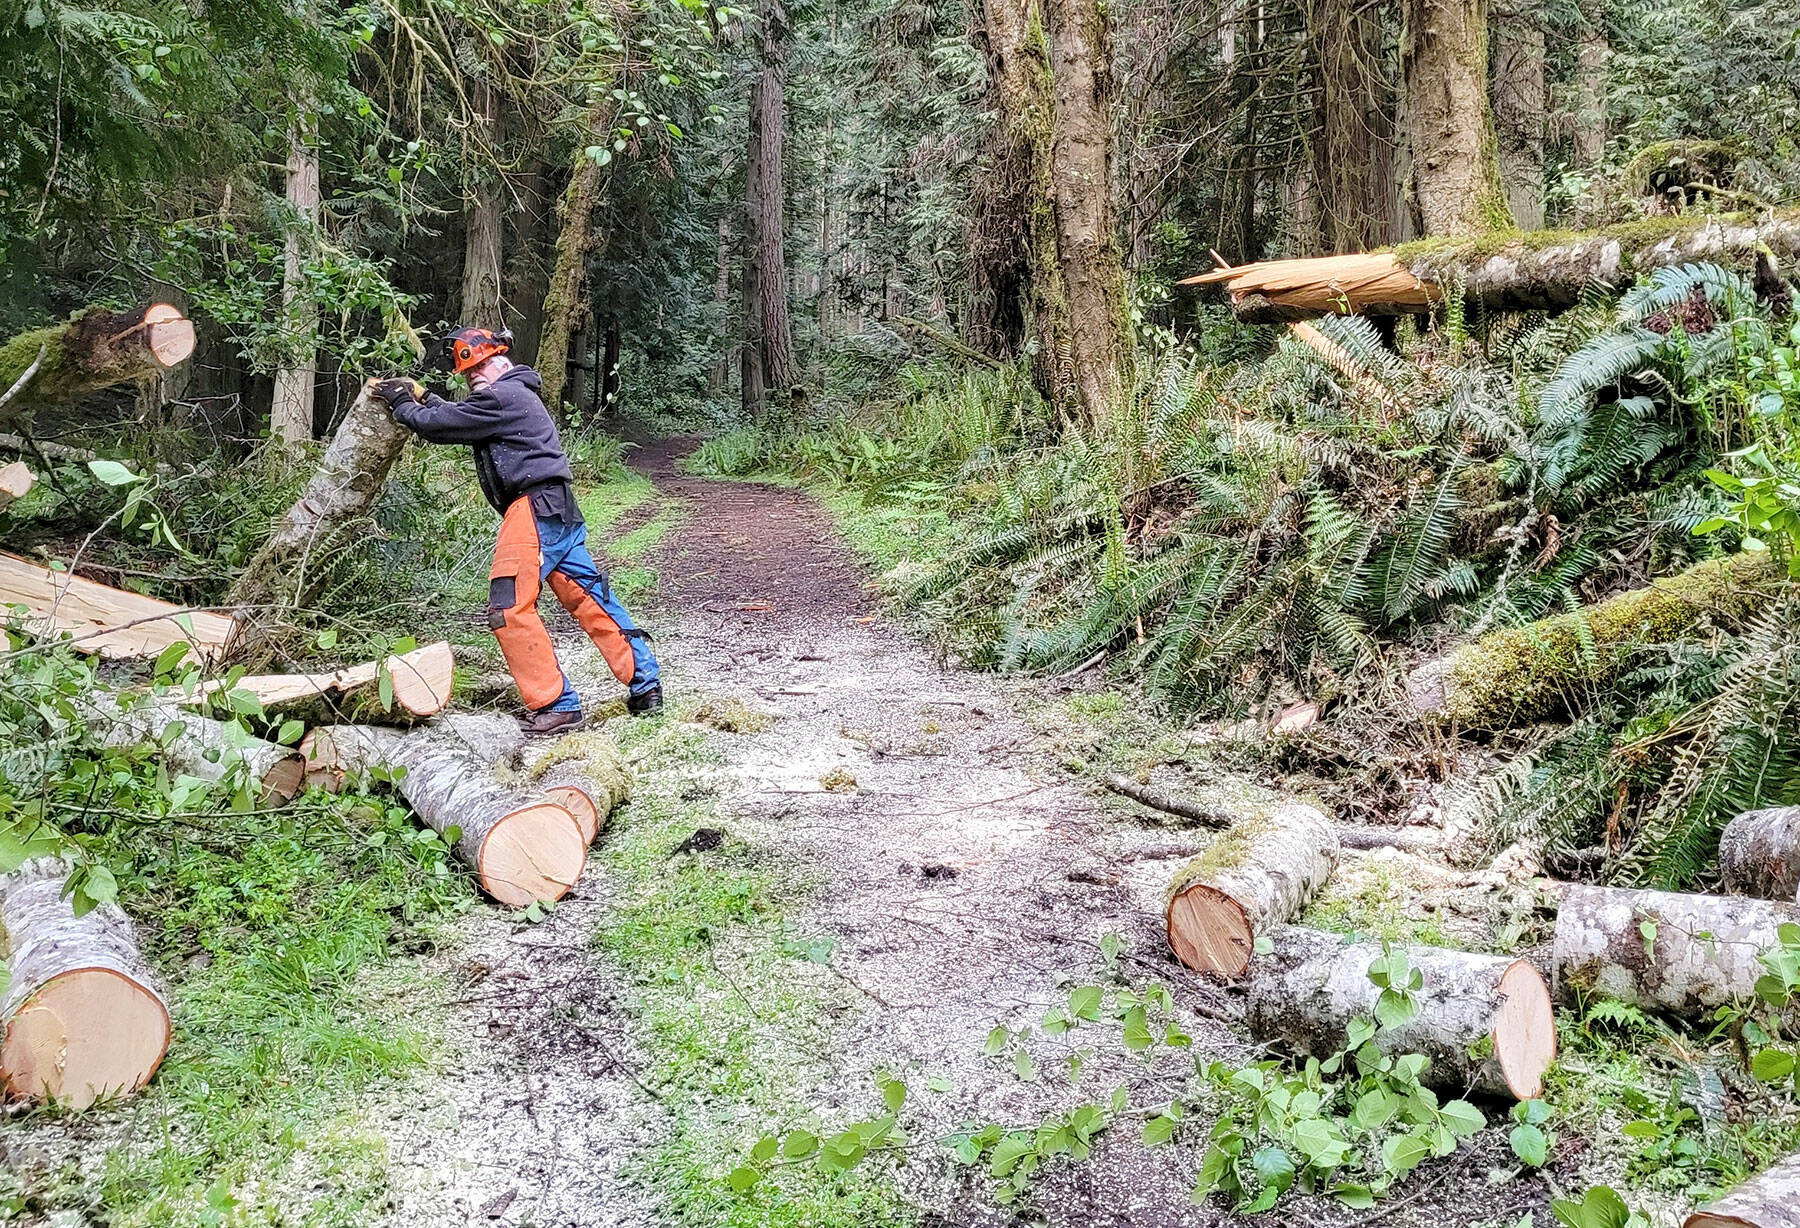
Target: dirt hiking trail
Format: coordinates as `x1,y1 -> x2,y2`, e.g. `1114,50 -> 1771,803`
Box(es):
377,440 -> 1534,1228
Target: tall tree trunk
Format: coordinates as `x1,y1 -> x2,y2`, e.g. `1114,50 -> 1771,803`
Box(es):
1404,0 -> 1513,235
1234,1 -> 1263,261
1490,0 -> 1546,229
1312,0 -> 1397,249
1570,0 -> 1607,167
271,108 -> 320,446
744,0 -> 797,413
599,314 -> 622,416
710,198 -> 733,395
538,106 -> 612,419
968,0 -> 1044,361
460,79 -> 505,327
507,164 -> 553,363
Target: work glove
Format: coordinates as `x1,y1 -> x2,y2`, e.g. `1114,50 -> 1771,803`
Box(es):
374,378 -> 423,408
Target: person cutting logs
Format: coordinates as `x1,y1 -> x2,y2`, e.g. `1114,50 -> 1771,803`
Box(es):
374,325 -> 662,733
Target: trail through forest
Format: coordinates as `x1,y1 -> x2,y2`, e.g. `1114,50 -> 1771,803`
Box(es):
377,444 -> 1538,1228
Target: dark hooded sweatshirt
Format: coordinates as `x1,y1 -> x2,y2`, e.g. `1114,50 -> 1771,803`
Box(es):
390,365 -> 581,523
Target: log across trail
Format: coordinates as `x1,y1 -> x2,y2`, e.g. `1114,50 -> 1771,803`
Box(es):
194,640 -> 454,726
1243,926 -> 1556,1100
1553,885 -> 1800,1017
306,725 -> 587,907
1685,1150 -> 1800,1228
1164,803 -> 1339,976
0,860 -> 169,1107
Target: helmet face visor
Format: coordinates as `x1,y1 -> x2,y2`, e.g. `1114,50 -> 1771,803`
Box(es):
443,326 -> 509,375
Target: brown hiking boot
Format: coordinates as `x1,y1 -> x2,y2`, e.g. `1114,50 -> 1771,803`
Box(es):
627,684 -> 664,717
519,708 -> 583,736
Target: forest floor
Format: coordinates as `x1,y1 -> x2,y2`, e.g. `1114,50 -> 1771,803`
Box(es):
369,439 -> 1567,1228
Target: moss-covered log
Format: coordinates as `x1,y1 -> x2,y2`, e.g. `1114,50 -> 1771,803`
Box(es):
1165,804 -> 1339,977
1552,884 -> 1800,1018
0,305 -> 196,428
1243,926 -> 1556,1100
1185,211 -> 1800,324
1408,552 -> 1782,729
1686,1149 -> 1800,1228
1719,807 -> 1800,902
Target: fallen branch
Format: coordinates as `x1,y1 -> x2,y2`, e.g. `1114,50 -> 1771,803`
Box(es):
193,641 -> 453,726
1165,804 -> 1338,976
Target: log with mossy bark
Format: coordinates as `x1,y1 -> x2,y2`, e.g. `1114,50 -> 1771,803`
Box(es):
193,641 -> 453,727
1242,926 -> 1556,1100
522,732 -> 633,845
0,305 -> 196,427
1685,1150 -> 1800,1228
227,381 -> 411,647
1408,552 -> 1783,729
1165,804 -> 1339,977
97,699 -> 304,807
0,859 -> 170,1108
306,725 -> 586,906
1182,211 -> 1800,324
1552,884 -> 1800,1018
1719,807 -> 1800,902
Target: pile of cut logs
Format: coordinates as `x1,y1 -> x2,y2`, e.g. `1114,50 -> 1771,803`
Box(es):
0,562 -> 628,1109
1135,781 -> 1800,1228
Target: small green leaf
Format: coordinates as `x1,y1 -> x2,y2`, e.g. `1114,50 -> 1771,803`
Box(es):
725,1166 -> 761,1193
1752,1047 -> 1796,1083
1510,1123 -> 1549,1167
87,459 -> 142,486
1142,1115 -> 1177,1146
983,1026 -> 1008,1056
750,1135 -> 778,1164
881,1076 -> 906,1113
781,1130 -> 817,1159
1439,1099 -> 1485,1138
1121,1006 -> 1154,1051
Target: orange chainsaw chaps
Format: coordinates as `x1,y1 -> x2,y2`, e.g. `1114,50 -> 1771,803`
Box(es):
548,570 -> 637,685
489,497 -> 566,710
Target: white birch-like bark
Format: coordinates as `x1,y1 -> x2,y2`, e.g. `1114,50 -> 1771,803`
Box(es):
1244,925 -> 1555,1099
1165,803 -> 1339,976
96,699 -> 303,806
1685,1149 -> 1800,1228
1552,885 -> 1800,1017
0,859 -> 169,1108
1719,807 -> 1800,902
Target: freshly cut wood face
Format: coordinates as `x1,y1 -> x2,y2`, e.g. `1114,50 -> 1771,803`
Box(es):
0,461 -> 32,510
197,640 -> 454,719
476,802 -> 587,907
543,782 -> 601,844
1167,884 -> 1254,977
140,303 -> 197,369
0,551 -> 236,660
1,967 -> 170,1109
1492,959 -> 1556,1100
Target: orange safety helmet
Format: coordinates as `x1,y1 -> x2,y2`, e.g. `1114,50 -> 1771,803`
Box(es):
443,325 -> 513,375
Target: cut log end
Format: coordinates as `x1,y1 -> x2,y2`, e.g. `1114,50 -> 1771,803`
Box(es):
543,783 -> 601,845
261,753 -> 307,807
1166,883 -> 1254,977
389,640 -> 455,717
476,802 -> 587,907
1493,959 -> 1556,1100
1682,1149 -> 1800,1228
2,966 -> 170,1109
141,304 -> 196,369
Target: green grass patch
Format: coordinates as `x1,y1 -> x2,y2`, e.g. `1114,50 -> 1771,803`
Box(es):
596,716 -> 914,1227
2,793 -> 473,1227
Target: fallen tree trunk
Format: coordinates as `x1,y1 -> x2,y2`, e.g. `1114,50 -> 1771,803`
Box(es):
0,304 -> 197,428
98,700 -> 305,807
1685,1150 -> 1800,1228
0,860 -> 170,1108
1181,211 -> 1800,324
0,550 -> 239,662
524,733 -> 634,846
195,641 -> 453,726
1166,804 -> 1339,976
1103,775 -> 1444,856
228,381 -> 411,641
1719,807 -> 1800,902
0,461 -> 31,511
307,725 -> 585,906
1408,552 -> 1781,728
1244,925 -> 1555,1100
1552,884 -> 1800,1017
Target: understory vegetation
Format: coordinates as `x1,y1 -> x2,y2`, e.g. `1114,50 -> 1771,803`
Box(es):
695,263 -> 1800,893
